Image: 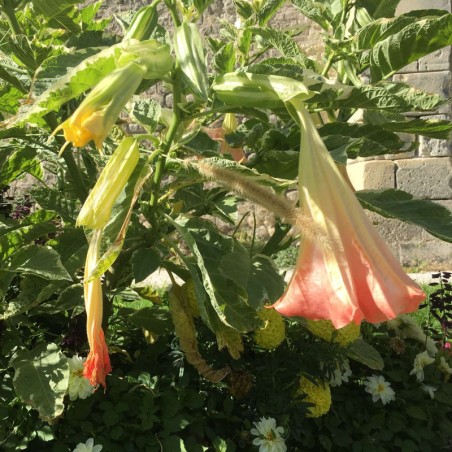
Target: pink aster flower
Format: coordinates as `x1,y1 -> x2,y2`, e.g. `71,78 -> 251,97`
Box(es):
272,102 -> 425,328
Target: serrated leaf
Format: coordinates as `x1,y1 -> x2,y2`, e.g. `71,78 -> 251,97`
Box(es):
0,146 -> 42,186
32,187 -> 78,223
319,122 -> 408,160
346,339 -> 384,370
290,0 -> 330,30
213,42 -> 235,74
55,284 -> 84,311
251,26 -> 316,69
9,343 -> 69,421
8,245 -> 72,280
379,118 -> 452,139
357,189 -> 452,243
132,98 -> 161,132
366,12 -> 452,81
32,0 -> 79,18
257,0 -> 286,25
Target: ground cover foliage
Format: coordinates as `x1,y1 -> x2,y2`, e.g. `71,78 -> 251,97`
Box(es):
0,0 -> 452,450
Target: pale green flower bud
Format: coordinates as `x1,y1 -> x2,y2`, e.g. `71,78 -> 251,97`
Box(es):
77,138 -> 140,229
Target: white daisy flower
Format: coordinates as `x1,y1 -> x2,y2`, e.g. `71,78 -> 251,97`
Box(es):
329,359 -> 352,387
410,351 -> 435,382
421,384 -> 437,399
364,375 -> 395,405
251,417 -> 287,452
73,438 -> 102,452
67,355 -> 95,401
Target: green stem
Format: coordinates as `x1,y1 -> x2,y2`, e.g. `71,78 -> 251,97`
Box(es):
2,0 -> 21,36
164,0 -> 181,27
45,112 -> 89,202
321,51 -> 335,77
149,73 -> 183,207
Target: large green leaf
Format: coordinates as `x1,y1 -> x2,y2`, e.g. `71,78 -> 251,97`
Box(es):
356,0 -> 401,19
357,189 -> 452,243
365,12 -> 452,81
32,0 -> 79,18
257,0 -> 287,25
129,307 -> 173,335
9,343 -> 69,422
290,0 -> 330,30
12,45 -> 118,124
0,146 -> 43,186
319,122 -> 411,161
378,118 -> 452,140
7,245 -> 72,280
250,27 -> 316,69
170,216 -> 259,332
0,210 -> 58,261
347,339 -> 384,370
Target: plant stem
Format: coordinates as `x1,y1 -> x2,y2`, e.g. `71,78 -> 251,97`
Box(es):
149,73 -> 182,207
321,51 -> 335,77
2,0 -> 21,36
164,0 -> 181,27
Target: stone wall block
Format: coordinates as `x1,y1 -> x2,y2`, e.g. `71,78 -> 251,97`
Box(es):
418,114 -> 452,157
419,47 -> 452,72
346,160 -> 395,190
396,157 -> 452,199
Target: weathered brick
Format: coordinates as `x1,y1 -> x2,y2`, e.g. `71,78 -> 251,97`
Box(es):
396,157 -> 452,199
418,114 -> 452,157
346,160 -> 395,190
419,47 -> 451,72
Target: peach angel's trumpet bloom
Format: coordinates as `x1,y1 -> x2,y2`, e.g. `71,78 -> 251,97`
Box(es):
83,228 -> 111,387
272,101 -> 425,328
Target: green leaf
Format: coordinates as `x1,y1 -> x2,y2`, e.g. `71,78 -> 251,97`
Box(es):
218,240 -> 250,288
356,189 -> 452,243
0,86 -> 24,115
213,42 -> 236,74
9,343 -> 69,422
356,0 -> 401,18
132,248 -> 161,283
257,0 -> 286,25
0,146 -> 42,186
14,46 -> 118,124
169,216 -> 259,332
290,0 -> 330,30
319,122 -> 409,160
55,284 -> 84,311
32,0 -> 79,19
129,307 -> 173,335
132,98 -> 161,132
247,254 -> 285,307
378,118 -> 452,139
32,187 -> 78,223
346,339 -> 384,370
405,405 -> 428,420
250,27 -> 316,69
0,210 -> 57,261
366,13 -> 452,81
8,245 -> 72,280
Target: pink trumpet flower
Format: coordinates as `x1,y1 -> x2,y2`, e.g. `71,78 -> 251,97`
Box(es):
272,102 -> 425,328
83,229 -> 111,387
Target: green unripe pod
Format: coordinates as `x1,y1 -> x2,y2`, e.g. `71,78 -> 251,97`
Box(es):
77,137 -> 140,229
212,72 -> 313,109
123,5 -> 158,42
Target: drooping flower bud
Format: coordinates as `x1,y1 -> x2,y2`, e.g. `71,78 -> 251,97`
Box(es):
54,62 -> 147,151
77,137 -> 140,229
